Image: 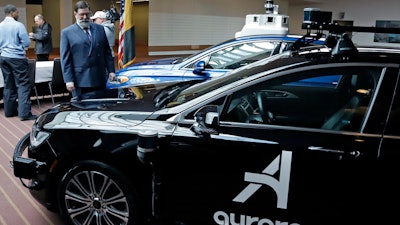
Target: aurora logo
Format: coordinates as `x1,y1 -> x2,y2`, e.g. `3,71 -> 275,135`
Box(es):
213,211 -> 300,225
233,150 -> 292,209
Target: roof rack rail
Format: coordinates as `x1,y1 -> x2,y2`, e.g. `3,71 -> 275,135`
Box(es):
302,23 -> 400,35
290,32 -> 324,50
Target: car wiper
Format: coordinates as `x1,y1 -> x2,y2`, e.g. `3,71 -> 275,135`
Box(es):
153,80 -> 203,109
172,57 -> 184,64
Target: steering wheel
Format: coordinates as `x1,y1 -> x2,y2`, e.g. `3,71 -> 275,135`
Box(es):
256,91 -> 275,124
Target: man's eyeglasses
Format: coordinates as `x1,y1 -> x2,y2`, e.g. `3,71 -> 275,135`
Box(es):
77,13 -> 91,18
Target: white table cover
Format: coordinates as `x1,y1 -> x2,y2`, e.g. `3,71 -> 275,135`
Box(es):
0,60 -> 54,88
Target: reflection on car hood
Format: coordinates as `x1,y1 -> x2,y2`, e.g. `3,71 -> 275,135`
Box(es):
43,110 -> 153,132
38,98 -> 193,137
43,110 -> 182,137
37,98 -> 158,128
61,98 -> 157,112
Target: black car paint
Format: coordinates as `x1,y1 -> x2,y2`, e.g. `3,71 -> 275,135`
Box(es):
13,46 -> 400,224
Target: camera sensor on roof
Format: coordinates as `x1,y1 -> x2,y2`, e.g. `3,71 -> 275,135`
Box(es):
303,8 -> 332,25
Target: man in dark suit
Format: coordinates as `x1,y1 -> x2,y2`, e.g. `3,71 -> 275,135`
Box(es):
60,0 -> 116,100
29,14 -> 53,61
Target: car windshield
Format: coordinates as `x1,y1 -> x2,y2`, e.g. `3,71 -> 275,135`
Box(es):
179,35 -> 300,65
159,51 -> 308,108
179,38 -> 242,63
167,34 -> 324,68
149,36 -> 326,108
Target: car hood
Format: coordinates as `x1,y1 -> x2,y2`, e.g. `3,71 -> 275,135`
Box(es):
35,98 -> 195,138
115,57 -> 181,74
107,57 -> 194,89
36,98 -> 157,127
132,57 -> 181,66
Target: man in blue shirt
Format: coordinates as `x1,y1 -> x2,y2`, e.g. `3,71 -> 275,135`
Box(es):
0,4 -> 37,120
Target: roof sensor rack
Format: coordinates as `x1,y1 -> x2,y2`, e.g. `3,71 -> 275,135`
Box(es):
295,8 -> 400,58
331,33 -> 358,58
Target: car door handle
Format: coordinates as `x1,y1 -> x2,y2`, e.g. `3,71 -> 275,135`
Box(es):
274,92 -> 288,97
308,146 -> 361,158
265,90 -> 288,97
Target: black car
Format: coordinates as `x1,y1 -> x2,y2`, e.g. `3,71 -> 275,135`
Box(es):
12,22 -> 400,225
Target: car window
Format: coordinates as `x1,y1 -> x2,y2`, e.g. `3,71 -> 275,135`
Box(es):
223,66 -> 382,132
185,41 -> 283,70
287,75 -> 341,88
385,78 -> 400,135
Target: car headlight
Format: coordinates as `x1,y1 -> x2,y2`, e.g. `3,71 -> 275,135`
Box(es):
30,130 -> 50,148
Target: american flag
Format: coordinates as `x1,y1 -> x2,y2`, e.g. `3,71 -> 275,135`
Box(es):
118,0 -> 135,69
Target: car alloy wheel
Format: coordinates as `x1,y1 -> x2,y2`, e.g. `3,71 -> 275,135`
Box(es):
57,160 -> 138,225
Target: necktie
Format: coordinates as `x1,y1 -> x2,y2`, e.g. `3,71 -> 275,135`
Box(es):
84,29 -> 91,41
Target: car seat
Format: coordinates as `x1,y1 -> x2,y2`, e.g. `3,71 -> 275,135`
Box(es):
321,74 -> 373,131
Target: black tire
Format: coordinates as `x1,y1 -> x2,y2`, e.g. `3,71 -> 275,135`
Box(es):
57,160 -> 139,225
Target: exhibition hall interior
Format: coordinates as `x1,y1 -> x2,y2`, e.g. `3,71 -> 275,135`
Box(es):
0,0 -> 400,224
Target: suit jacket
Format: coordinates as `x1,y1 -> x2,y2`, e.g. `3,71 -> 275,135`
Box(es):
60,23 -> 115,88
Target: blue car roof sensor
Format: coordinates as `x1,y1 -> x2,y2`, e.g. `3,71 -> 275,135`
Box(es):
235,0 -> 289,38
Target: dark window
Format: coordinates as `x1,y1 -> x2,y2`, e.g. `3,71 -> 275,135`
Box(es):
224,66 -> 382,131
385,78 -> 400,135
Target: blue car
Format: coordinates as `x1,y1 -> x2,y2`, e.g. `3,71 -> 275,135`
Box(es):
107,34 -> 325,98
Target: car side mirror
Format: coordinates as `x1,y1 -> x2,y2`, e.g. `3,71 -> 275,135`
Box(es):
193,61 -> 206,75
205,111 -> 219,127
191,105 -> 219,136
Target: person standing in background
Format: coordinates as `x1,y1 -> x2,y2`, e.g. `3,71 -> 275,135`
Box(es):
29,14 -> 53,61
91,11 -> 115,61
91,10 -> 118,98
60,0 -> 116,100
0,4 -> 37,121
